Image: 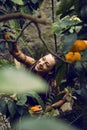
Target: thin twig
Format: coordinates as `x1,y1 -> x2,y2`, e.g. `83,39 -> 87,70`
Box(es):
51,0 -> 55,23
15,21 -> 32,43
51,0 -> 57,52
34,23 -> 66,62
0,22 -> 32,44
0,22 -> 33,45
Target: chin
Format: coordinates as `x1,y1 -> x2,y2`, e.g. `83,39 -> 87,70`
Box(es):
35,68 -> 43,74
35,67 -> 39,72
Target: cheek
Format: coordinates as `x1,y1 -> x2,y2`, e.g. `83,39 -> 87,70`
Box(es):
43,65 -> 51,71
42,65 -> 47,71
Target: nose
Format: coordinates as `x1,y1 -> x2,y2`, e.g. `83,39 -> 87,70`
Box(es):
39,62 -> 44,69
39,63 -> 43,67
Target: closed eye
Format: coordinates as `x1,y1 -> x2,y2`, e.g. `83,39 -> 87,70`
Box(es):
45,62 -> 50,67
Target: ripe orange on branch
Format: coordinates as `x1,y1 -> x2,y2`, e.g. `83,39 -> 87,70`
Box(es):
70,40 -> 87,52
65,52 -> 81,63
65,52 -> 74,62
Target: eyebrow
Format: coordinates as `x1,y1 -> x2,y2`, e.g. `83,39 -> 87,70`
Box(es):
43,57 -> 46,60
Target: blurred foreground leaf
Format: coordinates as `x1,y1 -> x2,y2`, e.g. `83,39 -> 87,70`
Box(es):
11,0 -> 24,5
0,67 -> 48,94
15,118 -> 79,130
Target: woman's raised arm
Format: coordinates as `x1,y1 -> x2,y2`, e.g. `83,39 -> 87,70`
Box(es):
9,42 -> 36,67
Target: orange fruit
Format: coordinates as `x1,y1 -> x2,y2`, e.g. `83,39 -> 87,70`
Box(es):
70,40 -> 87,52
4,32 -> 11,40
72,52 -> 81,61
65,52 -> 81,63
65,52 -> 74,62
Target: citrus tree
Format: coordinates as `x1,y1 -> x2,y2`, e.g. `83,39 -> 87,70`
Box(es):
53,0 -> 87,98
52,0 -> 87,129
0,0 -> 87,130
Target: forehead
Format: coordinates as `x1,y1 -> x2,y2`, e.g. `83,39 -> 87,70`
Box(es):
43,54 -> 56,65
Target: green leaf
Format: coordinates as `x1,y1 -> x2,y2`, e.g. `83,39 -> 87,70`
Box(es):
15,118 -> 78,130
20,4 -> 32,14
56,63 -> 67,86
80,84 -> 87,101
17,95 -> 27,105
0,98 -> 7,115
11,0 -> 24,5
82,49 -> 87,61
52,16 -> 80,35
7,100 -> 16,118
61,33 -> 77,53
17,105 -> 28,116
74,61 -> 83,72
31,0 -> 38,4
0,67 -> 48,94
56,0 -> 74,16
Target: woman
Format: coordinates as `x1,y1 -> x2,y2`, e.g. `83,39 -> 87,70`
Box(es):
9,43 -> 57,75
9,42 -> 58,88
9,42 -> 58,113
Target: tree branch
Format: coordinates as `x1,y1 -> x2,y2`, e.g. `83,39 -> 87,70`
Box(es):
15,21 -> 32,43
0,13 -> 50,24
34,23 -> 66,63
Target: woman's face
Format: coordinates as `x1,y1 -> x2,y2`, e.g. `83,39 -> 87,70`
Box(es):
34,54 -> 56,73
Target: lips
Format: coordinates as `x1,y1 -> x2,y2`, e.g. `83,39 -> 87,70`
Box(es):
35,64 -> 43,71
35,64 -> 40,70
37,65 -> 42,70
